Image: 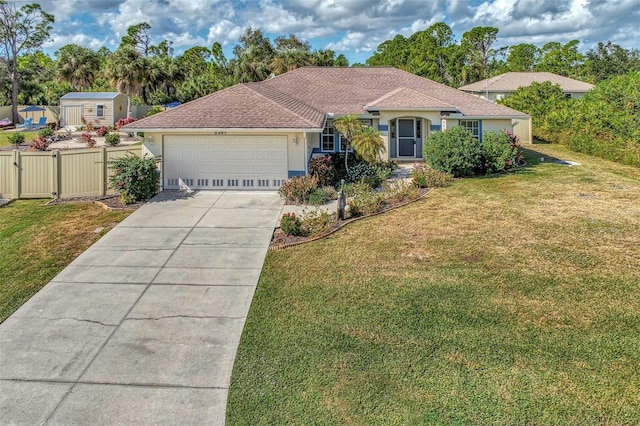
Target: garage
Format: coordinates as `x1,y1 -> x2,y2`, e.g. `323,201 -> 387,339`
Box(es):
163,135 -> 288,190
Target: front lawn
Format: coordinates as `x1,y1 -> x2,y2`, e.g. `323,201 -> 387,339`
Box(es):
227,144 -> 640,424
0,200 -> 132,322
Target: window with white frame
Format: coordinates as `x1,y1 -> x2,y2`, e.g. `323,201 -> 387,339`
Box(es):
96,104 -> 105,117
322,120 -> 335,151
460,120 -> 480,140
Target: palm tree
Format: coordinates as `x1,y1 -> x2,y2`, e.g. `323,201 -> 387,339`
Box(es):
333,115 -> 385,173
105,45 -> 147,117
55,44 -> 99,91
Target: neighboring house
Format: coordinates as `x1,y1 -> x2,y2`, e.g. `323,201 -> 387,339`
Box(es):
459,72 -> 594,101
124,67 -> 530,191
59,92 -> 128,127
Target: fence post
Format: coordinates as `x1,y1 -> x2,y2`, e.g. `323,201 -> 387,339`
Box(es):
12,150 -> 20,199
51,150 -> 60,199
100,146 -> 107,196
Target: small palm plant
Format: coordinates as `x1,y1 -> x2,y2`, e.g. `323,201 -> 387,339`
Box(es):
333,114 -> 385,173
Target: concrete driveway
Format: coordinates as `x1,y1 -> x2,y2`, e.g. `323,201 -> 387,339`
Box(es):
0,190 -> 284,425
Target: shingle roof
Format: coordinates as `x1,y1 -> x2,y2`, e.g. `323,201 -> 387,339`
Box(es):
125,67 -> 527,131
60,92 -> 122,100
459,72 -> 594,93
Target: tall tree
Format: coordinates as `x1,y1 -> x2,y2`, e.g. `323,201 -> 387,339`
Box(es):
105,45 -> 147,116
461,26 -> 499,84
536,40 -> 583,77
55,44 -> 99,91
270,33 -> 313,74
583,41 -> 640,83
121,22 -> 152,55
0,1 -> 54,123
505,43 -> 539,71
231,28 -> 275,82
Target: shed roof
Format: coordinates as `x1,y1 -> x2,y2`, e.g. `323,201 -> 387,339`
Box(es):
60,92 -> 123,100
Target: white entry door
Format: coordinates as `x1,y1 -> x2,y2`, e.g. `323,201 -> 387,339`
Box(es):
164,135 -> 288,190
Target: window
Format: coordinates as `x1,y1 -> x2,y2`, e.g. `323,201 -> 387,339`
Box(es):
322,120 -> 335,151
460,120 -> 480,140
96,104 -> 105,117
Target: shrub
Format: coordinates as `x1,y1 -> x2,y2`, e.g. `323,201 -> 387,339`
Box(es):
481,130 -> 519,174
8,132 -> 25,148
347,162 -> 386,188
309,155 -> 337,187
115,117 -> 136,131
96,126 -> 109,137
307,187 -> 332,205
382,180 -> 420,204
412,163 -> 452,188
300,209 -> 336,236
109,154 -> 161,204
278,175 -> 318,204
105,133 -> 121,146
424,126 -> 482,177
348,182 -> 384,216
29,135 -> 49,151
82,131 -> 96,148
38,127 -> 54,138
146,106 -> 164,117
280,213 -> 304,236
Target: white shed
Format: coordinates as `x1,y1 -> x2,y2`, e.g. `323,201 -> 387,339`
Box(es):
59,92 -> 128,127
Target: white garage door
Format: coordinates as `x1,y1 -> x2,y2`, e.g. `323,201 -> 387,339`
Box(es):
164,135 -> 288,190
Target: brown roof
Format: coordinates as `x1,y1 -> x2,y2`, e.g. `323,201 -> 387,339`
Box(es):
459,72 -> 594,93
125,67 -> 527,131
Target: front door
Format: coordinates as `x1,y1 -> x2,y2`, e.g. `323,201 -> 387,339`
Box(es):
398,118 -> 416,157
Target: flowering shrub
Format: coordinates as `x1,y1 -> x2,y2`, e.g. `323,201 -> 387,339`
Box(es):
280,213 -> 304,236
29,135 -> 49,151
348,181 -> 384,216
278,175 -> 318,204
109,154 -> 160,204
115,117 -> 136,131
300,209 -> 336,236
82,131 -> 96,148
105,133 -> 121,146
309,155 -> 337,187
412,163 -> 452,188
382,180 -> 419,203
96,126 -> 109,137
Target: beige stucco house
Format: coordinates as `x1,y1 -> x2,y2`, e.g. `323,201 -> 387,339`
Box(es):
124,67 -> 530,191
459,72 -> 594,101
59,92 -> 128,127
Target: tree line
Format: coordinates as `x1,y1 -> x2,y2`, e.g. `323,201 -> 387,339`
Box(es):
1,2 -> 639,123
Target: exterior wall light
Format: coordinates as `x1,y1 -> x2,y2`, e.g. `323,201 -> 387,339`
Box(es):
293,136 -> 298,146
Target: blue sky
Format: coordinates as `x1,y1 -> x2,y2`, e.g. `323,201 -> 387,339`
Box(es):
18,0 -> 640,63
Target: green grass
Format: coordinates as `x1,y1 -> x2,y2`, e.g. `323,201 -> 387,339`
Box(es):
227,144 -> 640,425
0,130 -> 38,147
0,200 -> 132,322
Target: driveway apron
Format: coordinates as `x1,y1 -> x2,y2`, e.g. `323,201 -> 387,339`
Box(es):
0,190 -> 283,425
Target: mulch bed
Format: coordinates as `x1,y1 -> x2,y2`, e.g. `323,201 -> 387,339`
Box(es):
46,195 -> 146,210
270,187 -> 431,249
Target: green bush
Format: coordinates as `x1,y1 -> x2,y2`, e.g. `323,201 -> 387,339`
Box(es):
300,209 -> 336,236
481,130 -> 518,174
307,187 -> 332,206
109,154 -> 160,204
412,163 -> 452,188
38,127 -> 54,138
278,175 -> 318,204
105,133 -> 121,146
424,126 -> 482,177
8,132 -> 25,147
348,182 -> 384,216
280,213 -> 304,236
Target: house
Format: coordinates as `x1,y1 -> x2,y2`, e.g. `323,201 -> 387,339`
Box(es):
459,72 -> 594,101
123,67 -> 530,191
59,92 -> 128,127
